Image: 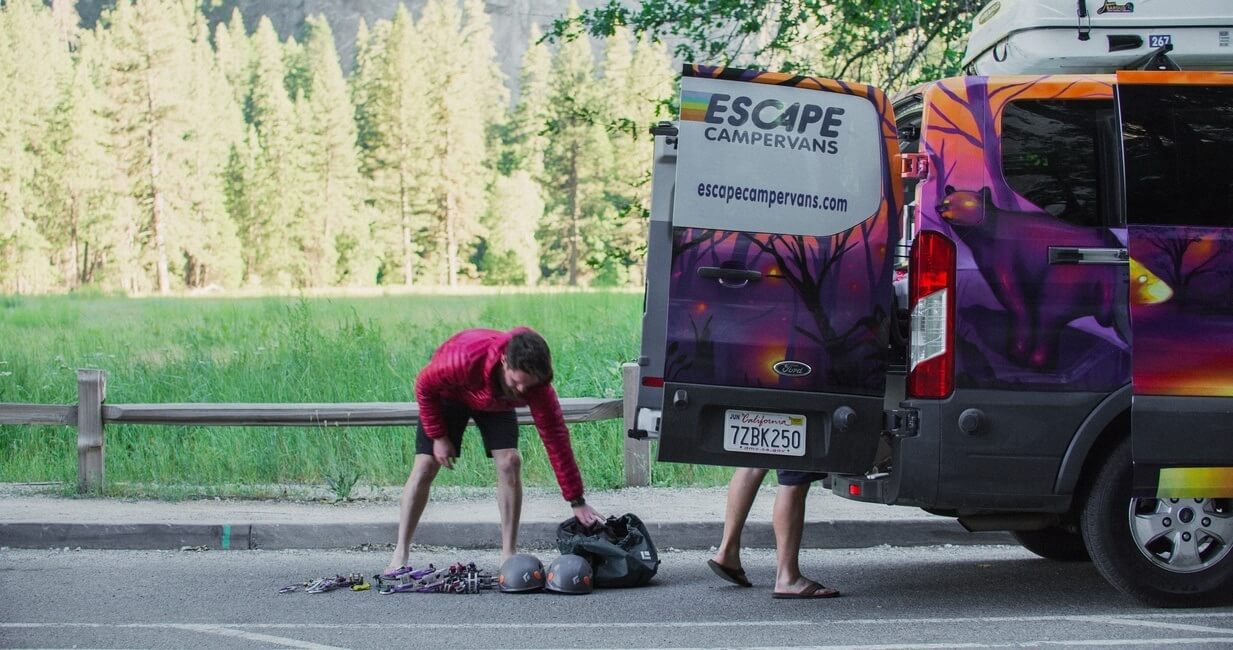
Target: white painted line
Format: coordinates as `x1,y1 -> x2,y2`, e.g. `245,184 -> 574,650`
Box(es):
4,612 -> 1233,632
171,624 -> 347,650
1073,615 -> 1233,636
493,640 -> 1233,650
815,612 -> 1233,626
0,621 -> 815,630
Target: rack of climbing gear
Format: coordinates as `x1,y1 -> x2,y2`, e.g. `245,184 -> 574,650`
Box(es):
280,562 -> 496,595
375,562 -> 497,595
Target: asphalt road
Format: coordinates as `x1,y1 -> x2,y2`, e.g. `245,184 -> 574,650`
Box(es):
3,544 -> 1233,649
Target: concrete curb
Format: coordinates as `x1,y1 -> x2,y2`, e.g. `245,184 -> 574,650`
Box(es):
0,520 -> 1013,551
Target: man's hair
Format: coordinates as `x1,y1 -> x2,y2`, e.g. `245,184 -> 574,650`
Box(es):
505,330 -> 554,384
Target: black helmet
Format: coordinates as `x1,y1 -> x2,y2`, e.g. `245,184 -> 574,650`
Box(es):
498,554 -> 545,593
545,554 -> 593,595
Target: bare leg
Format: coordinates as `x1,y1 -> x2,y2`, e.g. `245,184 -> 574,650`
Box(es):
772,483 -> 815,593
492,448 -> 523,562
712,467 -> 768,570
386,453 -> 440,573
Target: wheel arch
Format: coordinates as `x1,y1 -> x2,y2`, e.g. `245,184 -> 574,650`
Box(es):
1055,384 -> 1132,502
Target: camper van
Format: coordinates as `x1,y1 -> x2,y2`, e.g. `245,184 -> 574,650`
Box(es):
631,5 -> 1233,608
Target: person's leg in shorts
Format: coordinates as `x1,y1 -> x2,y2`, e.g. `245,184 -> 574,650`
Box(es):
771,471 -> 839,598
386,401 -> 470,574
709,467 -> 768,587
471,408 -> 521,561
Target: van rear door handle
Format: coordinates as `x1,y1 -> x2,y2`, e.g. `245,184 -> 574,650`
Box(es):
697,267 -> 762,281
1048,247 -> 1128,265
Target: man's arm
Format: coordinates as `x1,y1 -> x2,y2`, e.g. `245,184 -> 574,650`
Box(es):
527,385 -> 604,525
414,350 -> 468,440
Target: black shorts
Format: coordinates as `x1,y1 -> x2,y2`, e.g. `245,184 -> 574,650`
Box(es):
777,470 -> 827,486
414,400 -> 519,458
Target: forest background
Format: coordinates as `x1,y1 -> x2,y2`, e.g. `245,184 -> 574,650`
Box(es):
0,0 -> 982,295
1,0 -> 980,491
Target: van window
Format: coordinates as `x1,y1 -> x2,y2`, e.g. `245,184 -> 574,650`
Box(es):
1000,99 -> 1116,227
1121,85 -> 1233,228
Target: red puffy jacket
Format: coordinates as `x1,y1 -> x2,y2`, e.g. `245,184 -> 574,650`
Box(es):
415,327 -> 584,502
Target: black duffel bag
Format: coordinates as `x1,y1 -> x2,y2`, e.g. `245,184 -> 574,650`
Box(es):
556,512 -> 660,588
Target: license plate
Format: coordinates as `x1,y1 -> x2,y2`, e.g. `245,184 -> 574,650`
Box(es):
723,409 -> 806,456
1149,34 -> 1172,48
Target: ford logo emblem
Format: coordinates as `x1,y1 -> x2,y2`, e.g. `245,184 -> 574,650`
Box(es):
773,360 -> 812,377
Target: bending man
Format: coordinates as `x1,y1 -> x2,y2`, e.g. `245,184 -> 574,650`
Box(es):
385,327 -> 604,576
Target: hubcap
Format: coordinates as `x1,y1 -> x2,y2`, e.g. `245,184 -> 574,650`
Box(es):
1129,497 -> 1233,573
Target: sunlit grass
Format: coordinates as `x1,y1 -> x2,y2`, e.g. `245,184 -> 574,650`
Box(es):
0,292 -> 735,496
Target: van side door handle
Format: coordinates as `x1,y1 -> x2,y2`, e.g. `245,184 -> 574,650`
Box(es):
1048,247 -> 1128,265
697,267 -> 762,282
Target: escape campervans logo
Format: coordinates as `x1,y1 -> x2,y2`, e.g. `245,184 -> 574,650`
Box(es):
681,89 -> 844,155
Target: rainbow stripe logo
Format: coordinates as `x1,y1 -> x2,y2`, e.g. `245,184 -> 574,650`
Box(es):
681,89 -> 712,122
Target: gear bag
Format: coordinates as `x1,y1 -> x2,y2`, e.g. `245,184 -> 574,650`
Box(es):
556,513 -> 660,588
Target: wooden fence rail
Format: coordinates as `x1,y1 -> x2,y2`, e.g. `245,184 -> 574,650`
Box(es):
0,365 -> 650,493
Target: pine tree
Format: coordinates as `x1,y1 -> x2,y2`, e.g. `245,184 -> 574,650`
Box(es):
300,14 -> 365,287
482,170 -> 542,285
31,56 -> 118,289
418,0 -> 505,286
101,0 -> 196,294
540,0 -> 612,287
483,24 -> 551,285
502,23 -> 551,177
367,5 -> 433,286
243,16 -> 306,286
213,9 -> 250,108
180,9 -> 244,288
283,34 -> 311,101
350,17 -> 384,177
0,0 -> 72,293
596,31 -> 675,286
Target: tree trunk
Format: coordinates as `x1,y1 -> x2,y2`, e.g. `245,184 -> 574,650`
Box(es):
144,53 -> 170,295
446,189 -> 458,287
69,195 -> 81,288
399,165 -> 414,287
567,143 -> 579,287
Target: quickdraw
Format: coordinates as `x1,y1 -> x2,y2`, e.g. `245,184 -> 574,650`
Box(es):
374,565 -> 438,594
279,573 -> 369,594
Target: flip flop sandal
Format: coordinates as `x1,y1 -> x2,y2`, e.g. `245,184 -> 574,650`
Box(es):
771,581 -> 840,599
707,559 -> 753,588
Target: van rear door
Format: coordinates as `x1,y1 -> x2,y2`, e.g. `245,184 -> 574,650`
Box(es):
657,66 -> 901,473
1117,71 -> 1233,497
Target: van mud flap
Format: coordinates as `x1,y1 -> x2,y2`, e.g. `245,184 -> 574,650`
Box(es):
657,382 -> 882,473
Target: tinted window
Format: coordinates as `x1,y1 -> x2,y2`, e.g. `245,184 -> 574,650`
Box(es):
1001,100 -> 1116,227
1122,84 -> 1233,227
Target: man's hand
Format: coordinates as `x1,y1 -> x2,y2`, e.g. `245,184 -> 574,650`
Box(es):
572,502 -> 605,526
432,437 -> 456,469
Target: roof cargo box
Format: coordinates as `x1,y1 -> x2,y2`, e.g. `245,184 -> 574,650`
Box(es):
963,0 -> 1233,75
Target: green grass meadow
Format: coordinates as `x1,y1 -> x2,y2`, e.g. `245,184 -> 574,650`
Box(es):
0,291 -> 733,497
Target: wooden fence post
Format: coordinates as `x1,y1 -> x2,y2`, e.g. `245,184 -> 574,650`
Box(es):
622,362 -> 651,487
77,369 -> 106,493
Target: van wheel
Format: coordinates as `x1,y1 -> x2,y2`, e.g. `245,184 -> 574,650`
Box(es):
1011,527 -> 1090,562
1081,438 -> 1233,607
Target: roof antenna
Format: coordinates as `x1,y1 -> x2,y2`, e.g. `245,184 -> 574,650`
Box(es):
1076,1 -> 1091,41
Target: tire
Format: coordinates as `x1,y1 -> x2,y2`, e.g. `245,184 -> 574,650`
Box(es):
1080,437 -> 1233,607
1011,527 -> 1090,562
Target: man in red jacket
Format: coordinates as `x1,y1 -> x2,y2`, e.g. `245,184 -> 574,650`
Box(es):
385,327 -> 605,576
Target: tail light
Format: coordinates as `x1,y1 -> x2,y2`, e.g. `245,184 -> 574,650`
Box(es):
906,230 -> 955,399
